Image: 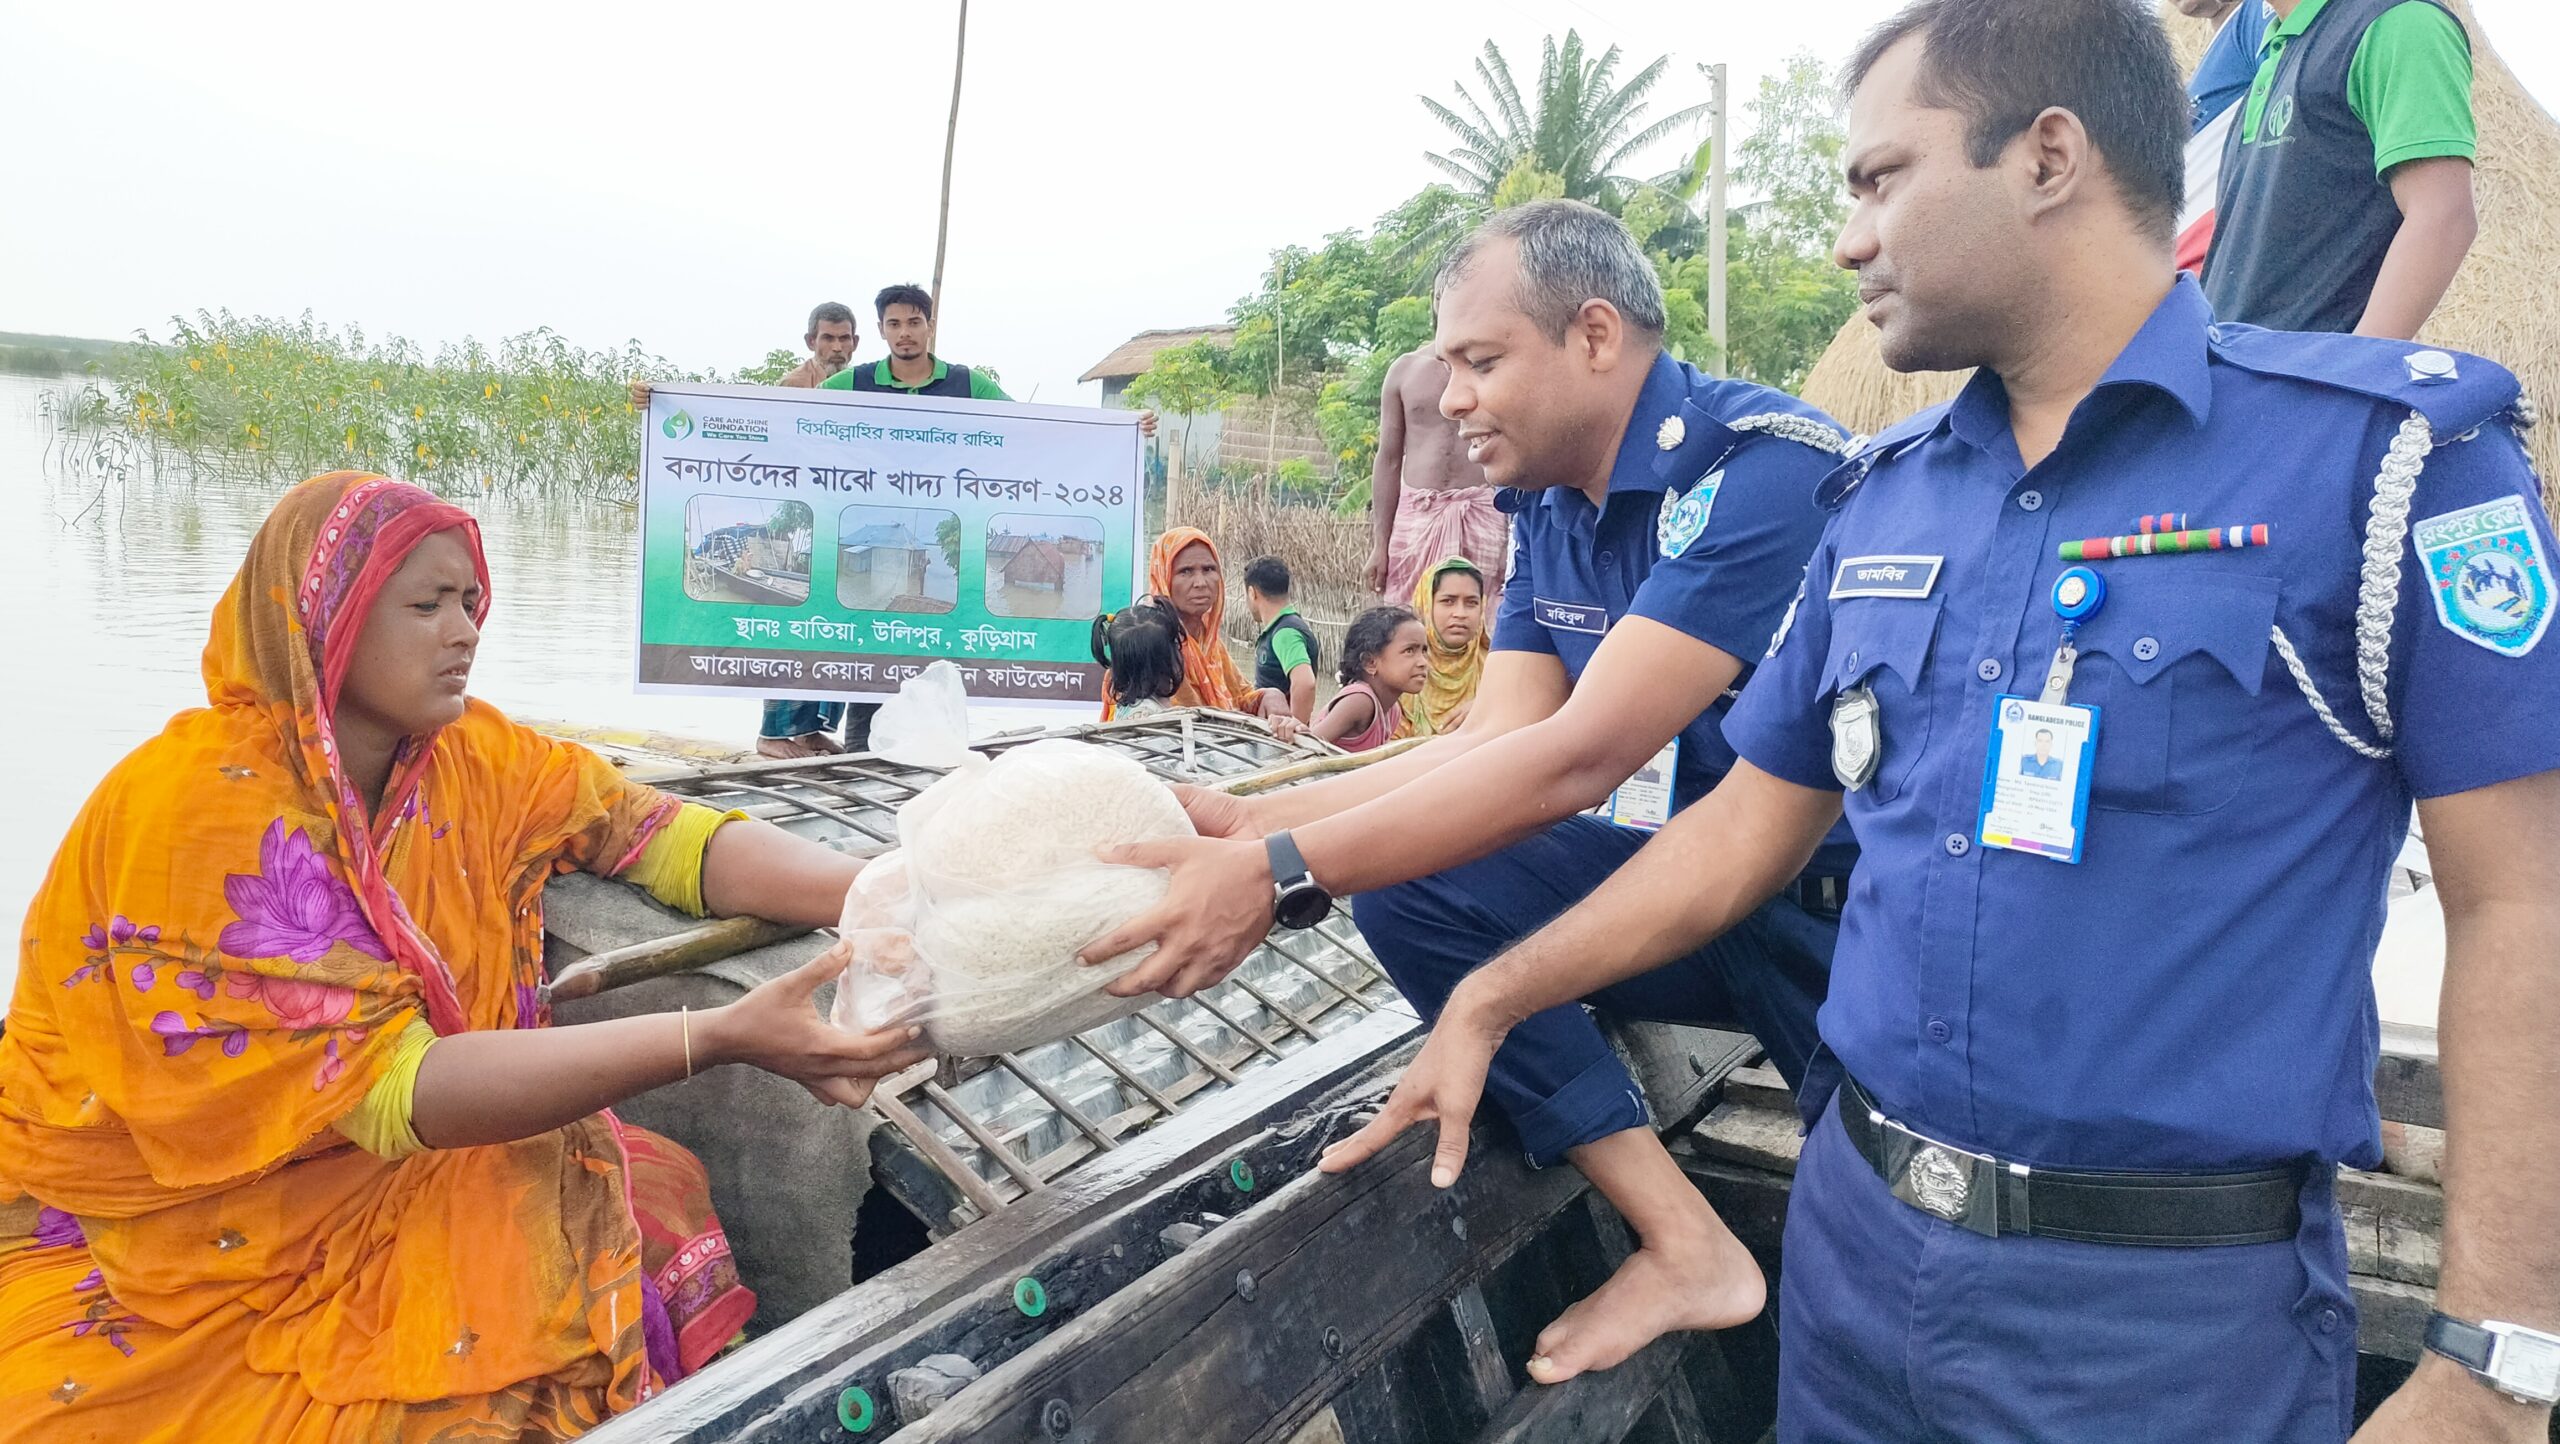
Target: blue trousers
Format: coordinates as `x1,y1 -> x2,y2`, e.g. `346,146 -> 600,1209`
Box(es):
758,700 -> 876,745
1351,815 -> 1837,1166
1779,1091 -> 2358,1443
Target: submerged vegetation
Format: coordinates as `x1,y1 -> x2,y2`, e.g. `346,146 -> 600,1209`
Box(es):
80,311 -> 702,498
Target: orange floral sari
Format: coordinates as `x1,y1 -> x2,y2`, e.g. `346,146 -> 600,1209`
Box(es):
0,472 -> 747,1441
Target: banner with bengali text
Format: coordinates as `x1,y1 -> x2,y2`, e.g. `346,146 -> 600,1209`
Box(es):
635,382 -> 1142,709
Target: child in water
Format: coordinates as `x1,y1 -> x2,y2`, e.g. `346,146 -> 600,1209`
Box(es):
1092,599 -> 1185,719
1315,605 -> 1429,752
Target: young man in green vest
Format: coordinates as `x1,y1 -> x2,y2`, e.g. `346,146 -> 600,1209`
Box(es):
820,284 -> 1011,399
1243,555 -> 1320,725
2202,0 -> 2479,338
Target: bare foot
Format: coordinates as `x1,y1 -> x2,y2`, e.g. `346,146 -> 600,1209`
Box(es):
755,733 -> 839,759
1524,1221 -> 1764,1385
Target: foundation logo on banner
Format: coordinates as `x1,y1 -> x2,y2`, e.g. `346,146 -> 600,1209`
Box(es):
2416,496 -> 2551,657
699,415 -> 770,443
662,410 -> 694,440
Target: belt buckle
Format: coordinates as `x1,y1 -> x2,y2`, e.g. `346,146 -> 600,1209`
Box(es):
1875,1107 -> 2014,1238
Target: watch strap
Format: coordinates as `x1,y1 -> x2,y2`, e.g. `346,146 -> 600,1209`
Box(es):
2426,1311 -> 2498,1374
1266,830 -> 1312,888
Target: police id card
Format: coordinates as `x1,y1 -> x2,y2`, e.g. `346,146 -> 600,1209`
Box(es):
1976,697 -> 2098,863
1591,738 -> 1678,832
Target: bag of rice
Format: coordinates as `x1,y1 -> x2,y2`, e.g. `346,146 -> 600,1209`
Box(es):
830,664 -> 1191,1056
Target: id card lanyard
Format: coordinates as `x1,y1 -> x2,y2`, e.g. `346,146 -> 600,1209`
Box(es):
1974,565 -> 2108,865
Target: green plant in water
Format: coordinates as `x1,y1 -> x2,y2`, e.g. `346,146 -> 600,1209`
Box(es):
90,310 -> 724,498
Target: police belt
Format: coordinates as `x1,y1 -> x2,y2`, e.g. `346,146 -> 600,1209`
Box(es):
1837,1075 -> 2302,1246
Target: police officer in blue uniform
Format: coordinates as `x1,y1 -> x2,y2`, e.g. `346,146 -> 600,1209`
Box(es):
1323,4 -> 2560,1438
1084,199 -> 1860,1381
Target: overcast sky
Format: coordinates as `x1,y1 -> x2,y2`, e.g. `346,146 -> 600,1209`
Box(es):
5,1 -> 2555,403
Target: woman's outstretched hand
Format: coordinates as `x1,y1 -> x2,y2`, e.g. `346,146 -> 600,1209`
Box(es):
704,942 -> 933,1107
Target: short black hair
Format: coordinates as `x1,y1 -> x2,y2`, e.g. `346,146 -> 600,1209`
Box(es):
1091,597 -> 1184,707
1846,0 -> 2185,242
806,302 -> 856,337
1242,555 -> 1291,598
875,284 -> 934,321
1338,605 -> 1419,686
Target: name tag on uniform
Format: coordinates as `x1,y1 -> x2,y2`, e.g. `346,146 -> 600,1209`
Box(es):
1830,555 -> 1943,600
1589,738 -> 1679,832
1976,697 -> 2099,864
1533,597 -> 1608,635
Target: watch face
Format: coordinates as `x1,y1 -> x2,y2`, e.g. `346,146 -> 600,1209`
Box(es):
1275,883 -> 1331,930
2494,1329 -> 2560,1402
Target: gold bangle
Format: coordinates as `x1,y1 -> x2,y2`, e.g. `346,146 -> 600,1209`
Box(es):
680,1006 -> 694,1078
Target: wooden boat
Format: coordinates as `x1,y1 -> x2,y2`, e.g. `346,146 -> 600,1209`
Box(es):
536,710 -> 2471,1443
706,560 -> 808,607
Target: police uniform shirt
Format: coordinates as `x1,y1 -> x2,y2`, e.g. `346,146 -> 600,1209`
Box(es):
1723,276 -> 2560,1172
1492,351 -> 1859,872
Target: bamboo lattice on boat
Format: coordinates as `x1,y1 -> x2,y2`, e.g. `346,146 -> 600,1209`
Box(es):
616,710 -> 1415,1228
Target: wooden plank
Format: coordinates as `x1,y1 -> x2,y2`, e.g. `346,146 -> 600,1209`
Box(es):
1471,1333 -> 1690,1444
1717,1066 -> 1794,1117
880,1119 -> 1597,1442
1685,1102 -> 1804,1177
1449,1285 -> 1519,1412
1609,1025 -> 1761,1138
2375,1025 -> 2441,1129
2355,1274 -> 2435,1363
579,1006 -> 1420,1444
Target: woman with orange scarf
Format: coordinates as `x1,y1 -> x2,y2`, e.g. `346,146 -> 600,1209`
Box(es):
0,472 -> 926,1440
1107,528 -> 1295,727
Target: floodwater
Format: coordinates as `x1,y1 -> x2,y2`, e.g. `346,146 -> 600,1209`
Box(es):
0,374 -> 788,1001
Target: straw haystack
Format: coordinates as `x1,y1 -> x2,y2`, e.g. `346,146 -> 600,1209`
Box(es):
1798,1 -> 2560,509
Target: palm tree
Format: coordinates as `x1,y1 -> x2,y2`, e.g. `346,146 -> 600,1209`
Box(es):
1421,32 -> 1708,215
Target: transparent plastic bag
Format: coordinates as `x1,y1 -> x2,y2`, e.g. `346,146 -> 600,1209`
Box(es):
829,664 -> 1192,1055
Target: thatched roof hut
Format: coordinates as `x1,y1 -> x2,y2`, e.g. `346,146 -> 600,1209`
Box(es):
1001,539 -> 1068,590
1798,0 -> 2559,509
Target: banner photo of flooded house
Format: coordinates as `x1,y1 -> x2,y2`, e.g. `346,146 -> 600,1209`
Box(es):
635,383 -> 1143,708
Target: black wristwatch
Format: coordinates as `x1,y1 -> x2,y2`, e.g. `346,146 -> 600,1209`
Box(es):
2425,1311 -> 2560,1405
1265,830 -> 1332,930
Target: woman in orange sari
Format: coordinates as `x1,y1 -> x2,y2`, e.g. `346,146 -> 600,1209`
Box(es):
1108,528 -> 1295,728
0,472 -> 927,1440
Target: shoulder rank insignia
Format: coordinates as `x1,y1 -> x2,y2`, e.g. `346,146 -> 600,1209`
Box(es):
2415,496 -> 2551,657
1658,469 -> 1723,559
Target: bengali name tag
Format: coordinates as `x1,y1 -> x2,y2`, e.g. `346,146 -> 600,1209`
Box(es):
1829,554 -> 1942,600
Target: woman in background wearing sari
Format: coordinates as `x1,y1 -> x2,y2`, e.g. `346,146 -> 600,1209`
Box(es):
1106,528 -> 1298,734
1402,557 -> 1490,738
0,472 -> 928,1441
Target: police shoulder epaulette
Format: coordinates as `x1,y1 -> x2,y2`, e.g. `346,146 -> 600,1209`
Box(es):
1814,403 -> 1947,510
2210,327 -> 2535,764
2207,324 -> 2522,439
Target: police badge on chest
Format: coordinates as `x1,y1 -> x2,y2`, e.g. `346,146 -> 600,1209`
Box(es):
1832,684 -> 1881,790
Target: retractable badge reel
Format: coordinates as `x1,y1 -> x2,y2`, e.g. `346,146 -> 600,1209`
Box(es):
2042,566 -> 2106,701
1975,566 -> 2107,864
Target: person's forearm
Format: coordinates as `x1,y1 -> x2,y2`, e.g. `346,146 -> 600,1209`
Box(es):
1294,711 -> 1657,897
700,817 -> 863,928
2356,205 -> 2477,340
1456,765 -> 1839,1026
1247,729 -> 1484,830
412,1007 -> 733,1148
2430,893 -> 2560,1340
1288,671 -> 1317,724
